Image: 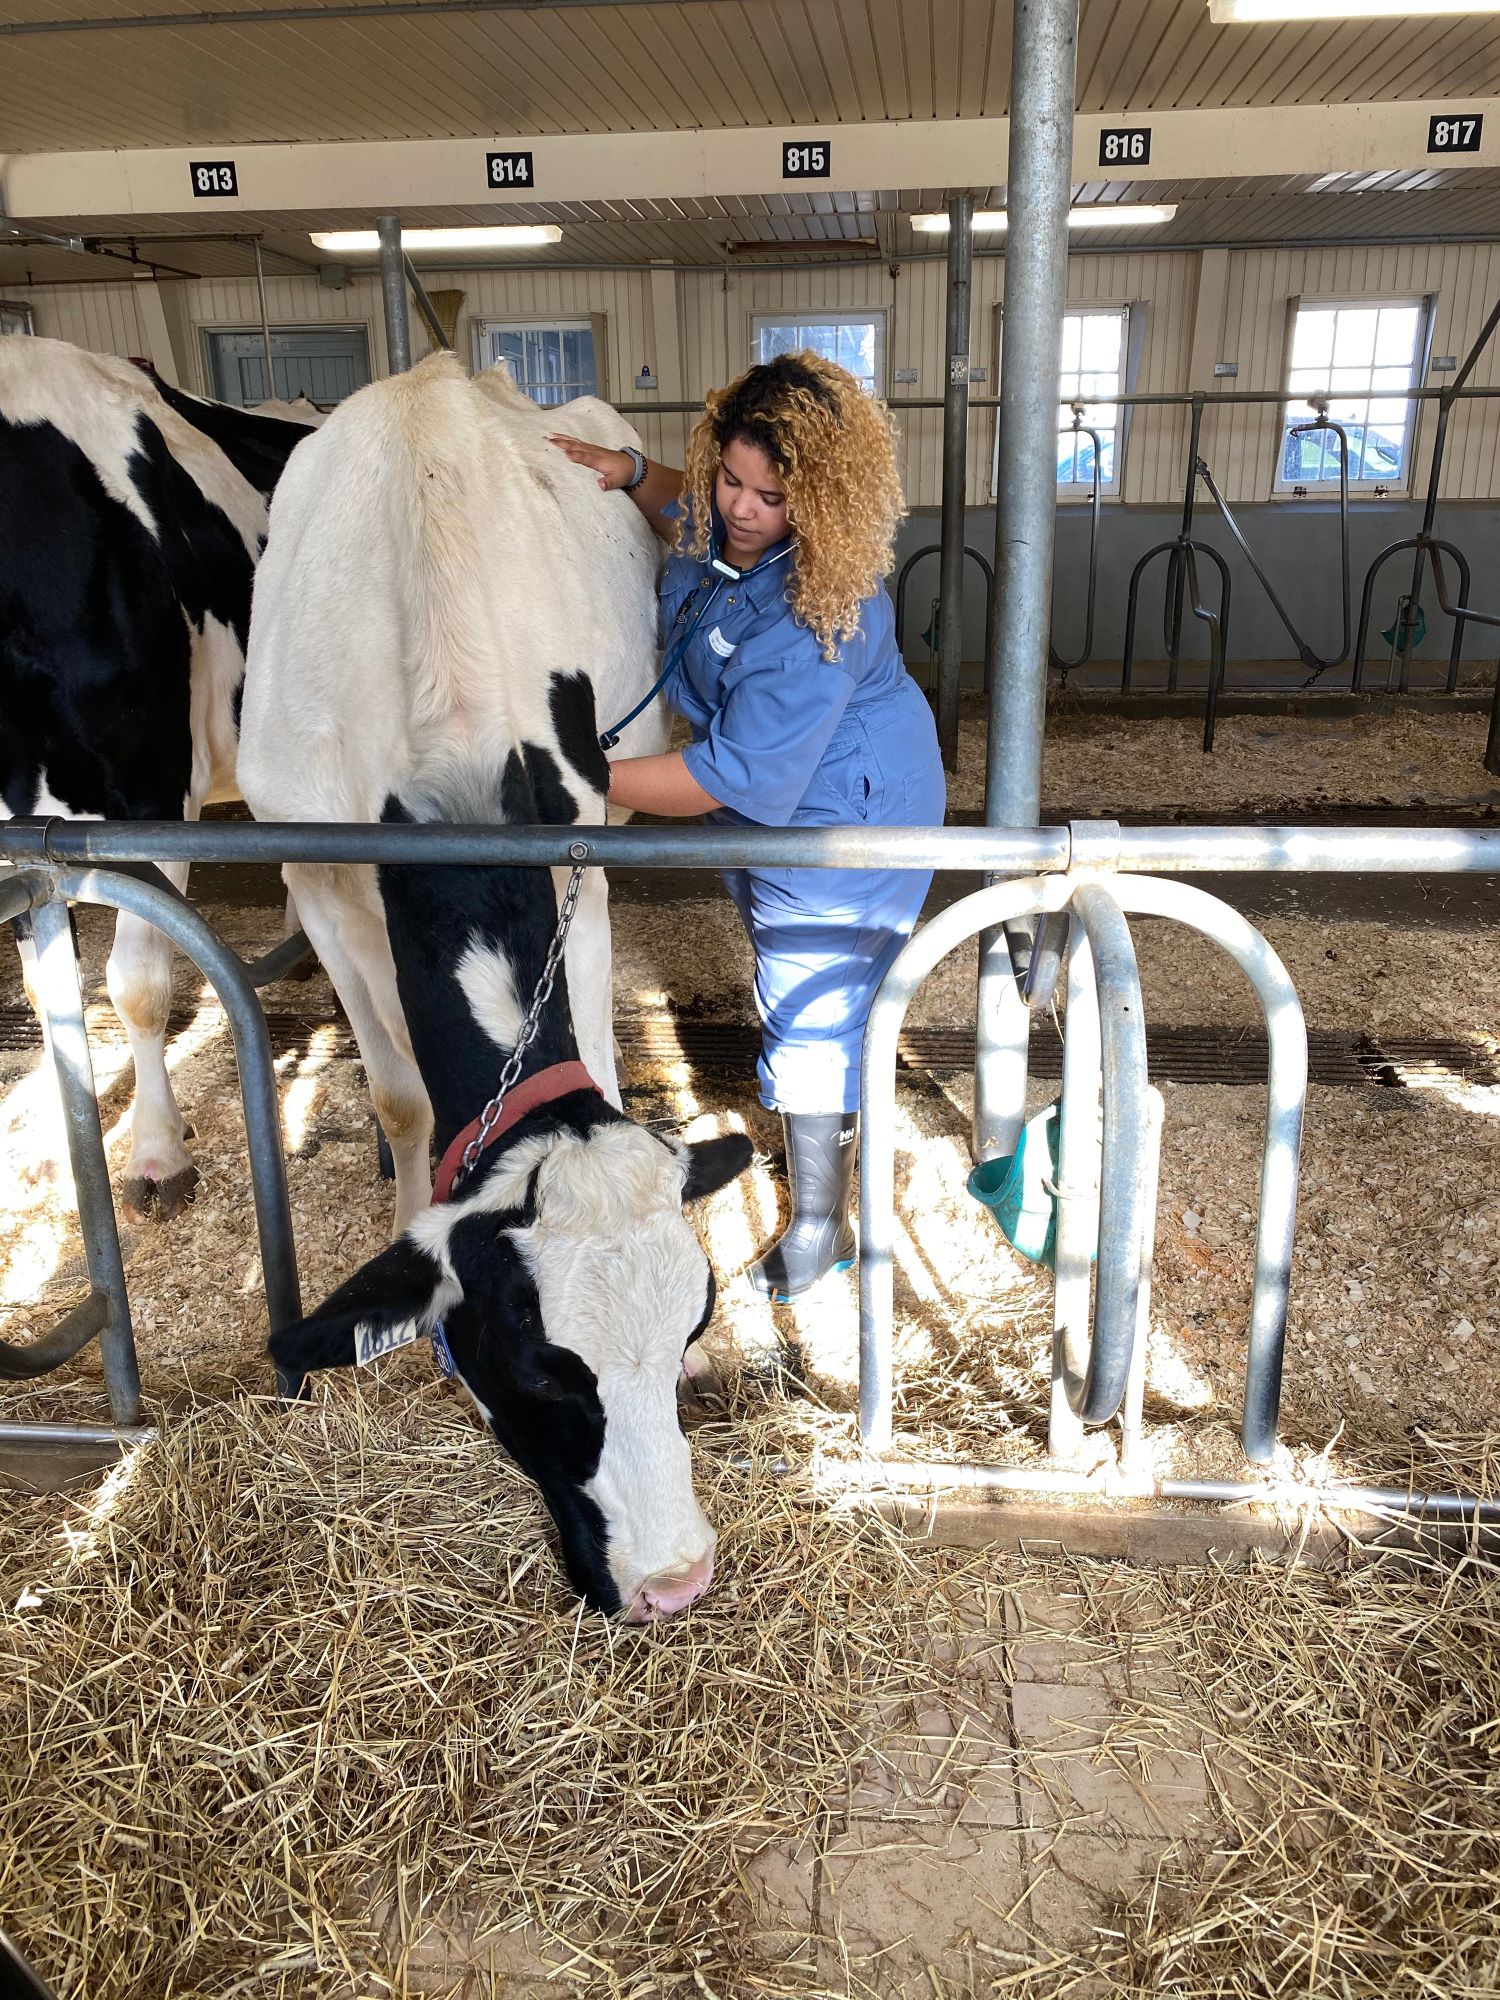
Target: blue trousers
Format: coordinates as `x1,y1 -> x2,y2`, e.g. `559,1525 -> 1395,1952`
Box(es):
717,695 -> 947,1115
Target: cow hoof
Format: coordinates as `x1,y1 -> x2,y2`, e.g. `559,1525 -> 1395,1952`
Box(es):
122,1164 -> 201,1222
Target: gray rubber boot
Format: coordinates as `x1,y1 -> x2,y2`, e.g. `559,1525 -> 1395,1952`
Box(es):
748,1111 -> 859,1301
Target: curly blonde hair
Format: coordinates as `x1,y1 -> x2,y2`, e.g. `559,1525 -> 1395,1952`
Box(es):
675,351 -> 905,660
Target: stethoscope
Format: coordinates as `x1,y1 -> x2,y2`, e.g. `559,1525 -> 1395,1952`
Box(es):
597,536 -> 793,750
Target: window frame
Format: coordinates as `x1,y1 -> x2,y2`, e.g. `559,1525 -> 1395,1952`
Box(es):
472,315 -> 603,405
1272,293 -> 1433,500
990,300 -> 1137,502
0,301 -> 35,336
197,321 -> 373,407
747,308 -> 889,397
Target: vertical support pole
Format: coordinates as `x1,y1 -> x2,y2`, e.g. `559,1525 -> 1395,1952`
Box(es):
378,215 -> 411,376
252,237 -> 276,401
1486,663 -> 1500,777
1049,915 -> 1097,1460
936,192 -> 974,772
974,0 -> 1078,1164
22,896 -> 140,1425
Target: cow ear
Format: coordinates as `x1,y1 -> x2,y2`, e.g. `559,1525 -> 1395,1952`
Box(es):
267,1237 -> 451,1392
679,1132 -> 754,1205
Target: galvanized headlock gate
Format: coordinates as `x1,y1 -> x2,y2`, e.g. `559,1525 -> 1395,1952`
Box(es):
4,815 -> 1500,1527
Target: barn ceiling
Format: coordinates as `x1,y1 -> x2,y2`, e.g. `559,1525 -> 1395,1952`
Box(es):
4,1 -> 1500,284
3,0 -> 1500,156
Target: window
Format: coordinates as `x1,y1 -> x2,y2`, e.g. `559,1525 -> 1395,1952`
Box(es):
0,301 -> 34,336
476,319 -> 598,405
1277,298 -> 1427,493
1056,307 -> 1127,494
990,304 -> 1131,497
203,326 -> 370,407
750,312 -> 886,395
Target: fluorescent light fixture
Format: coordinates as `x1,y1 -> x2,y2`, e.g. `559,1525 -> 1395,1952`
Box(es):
1068,203 -> 1177,229
912,204 -> 1176,233
309,225 -> 563,254
913,210 -> 1008,231
1210,0 -> 1500,19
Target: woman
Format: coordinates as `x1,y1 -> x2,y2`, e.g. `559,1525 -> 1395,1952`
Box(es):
550,351 -> 945,1301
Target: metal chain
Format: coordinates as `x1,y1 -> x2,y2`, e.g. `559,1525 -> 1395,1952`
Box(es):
453,861 -> 587,1192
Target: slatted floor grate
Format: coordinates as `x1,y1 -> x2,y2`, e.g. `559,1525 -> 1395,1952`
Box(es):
1,1008 -> 1494,1090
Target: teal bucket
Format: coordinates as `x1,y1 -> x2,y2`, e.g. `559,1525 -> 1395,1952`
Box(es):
966,1098 -> 1063,1269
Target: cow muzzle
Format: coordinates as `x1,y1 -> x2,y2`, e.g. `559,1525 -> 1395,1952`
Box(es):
623,1550 -> 715,1623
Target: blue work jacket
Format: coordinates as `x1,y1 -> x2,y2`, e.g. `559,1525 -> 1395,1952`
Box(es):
661,517 -> 939,830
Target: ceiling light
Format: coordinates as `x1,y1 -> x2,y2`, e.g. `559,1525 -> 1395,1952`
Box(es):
309,225 -> 563,254
913,210 -> 1008,231
912,204 -> 1176,233
1067,203 -> 1177,229
1210,0 -> 1500,20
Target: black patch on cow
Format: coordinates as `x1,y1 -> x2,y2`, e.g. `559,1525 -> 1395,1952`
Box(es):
376,794 -> 581,1151
0,414 -> 194,818
500,741 -> 578,826
548,670 -> 609,796
680,1131 -> 755,1204
153,378 -> 313,501
266,1233 -> 444,1381
441,1210 -> 618,1612
685,1267 -> 716,1354
126,412 -> 258,652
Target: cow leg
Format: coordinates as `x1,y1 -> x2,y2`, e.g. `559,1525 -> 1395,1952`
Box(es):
106,859 -> 198,1220
278,882 -> 318,983
286,863 -> 434,1235
558,864 -> 620,1108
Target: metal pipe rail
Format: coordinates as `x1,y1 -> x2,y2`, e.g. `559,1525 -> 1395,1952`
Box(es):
892,543 -> 995,685
6,817 -> 1500,873
1049,413 -> 1103,682
862,862 -> 1308,1468
0,860 -> 303,1424
1198,420 -> 1353,682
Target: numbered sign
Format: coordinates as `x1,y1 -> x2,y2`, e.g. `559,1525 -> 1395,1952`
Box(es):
1098,127 -> 1151,168
1428,114 -> 1483,153
783,140 -> 831,179
486,151 -> 534,188
189,160 -> 238,198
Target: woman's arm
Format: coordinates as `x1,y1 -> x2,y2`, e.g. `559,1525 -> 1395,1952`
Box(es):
547,435 -> 684,542
608,750 -> 721,817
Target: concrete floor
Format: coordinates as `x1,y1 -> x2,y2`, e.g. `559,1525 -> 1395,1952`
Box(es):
383,1562 -> 1237,1997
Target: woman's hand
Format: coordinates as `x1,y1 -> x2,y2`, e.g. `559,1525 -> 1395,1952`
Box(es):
548,434 -> 634,491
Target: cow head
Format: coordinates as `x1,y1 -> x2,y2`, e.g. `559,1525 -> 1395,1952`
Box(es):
268,1114 -> 753,1620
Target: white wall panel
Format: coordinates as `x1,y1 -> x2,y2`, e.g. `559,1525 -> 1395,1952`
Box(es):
2,283 -> 149,358
11,238 -> 1500,507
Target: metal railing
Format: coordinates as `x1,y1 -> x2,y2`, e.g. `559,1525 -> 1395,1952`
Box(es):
4,816 -> 1499,1515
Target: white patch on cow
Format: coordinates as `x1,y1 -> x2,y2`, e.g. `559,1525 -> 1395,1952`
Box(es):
0,769 -> 103,822
454,936 -> 525,1051
405,1118 -> 714,1605
516,1122 -> 716,1602
189,608 -> 250,804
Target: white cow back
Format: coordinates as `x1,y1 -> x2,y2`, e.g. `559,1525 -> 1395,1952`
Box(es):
240,352 -> 665,824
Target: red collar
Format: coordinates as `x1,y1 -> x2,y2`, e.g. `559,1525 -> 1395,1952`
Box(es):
431,1060 -> 602,1205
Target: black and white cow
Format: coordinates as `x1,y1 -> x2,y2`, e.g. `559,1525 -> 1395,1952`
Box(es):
0,336 -> 315,1215
240,354 -> 751,1619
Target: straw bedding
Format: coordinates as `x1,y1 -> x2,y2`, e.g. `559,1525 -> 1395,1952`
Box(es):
1005,1533 -> 1500,1998
7,1392 -> 1500,1997
1,1379 -> 985,2000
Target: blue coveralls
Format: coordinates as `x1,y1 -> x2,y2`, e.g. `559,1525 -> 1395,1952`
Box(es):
660,520 -> 947,1115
